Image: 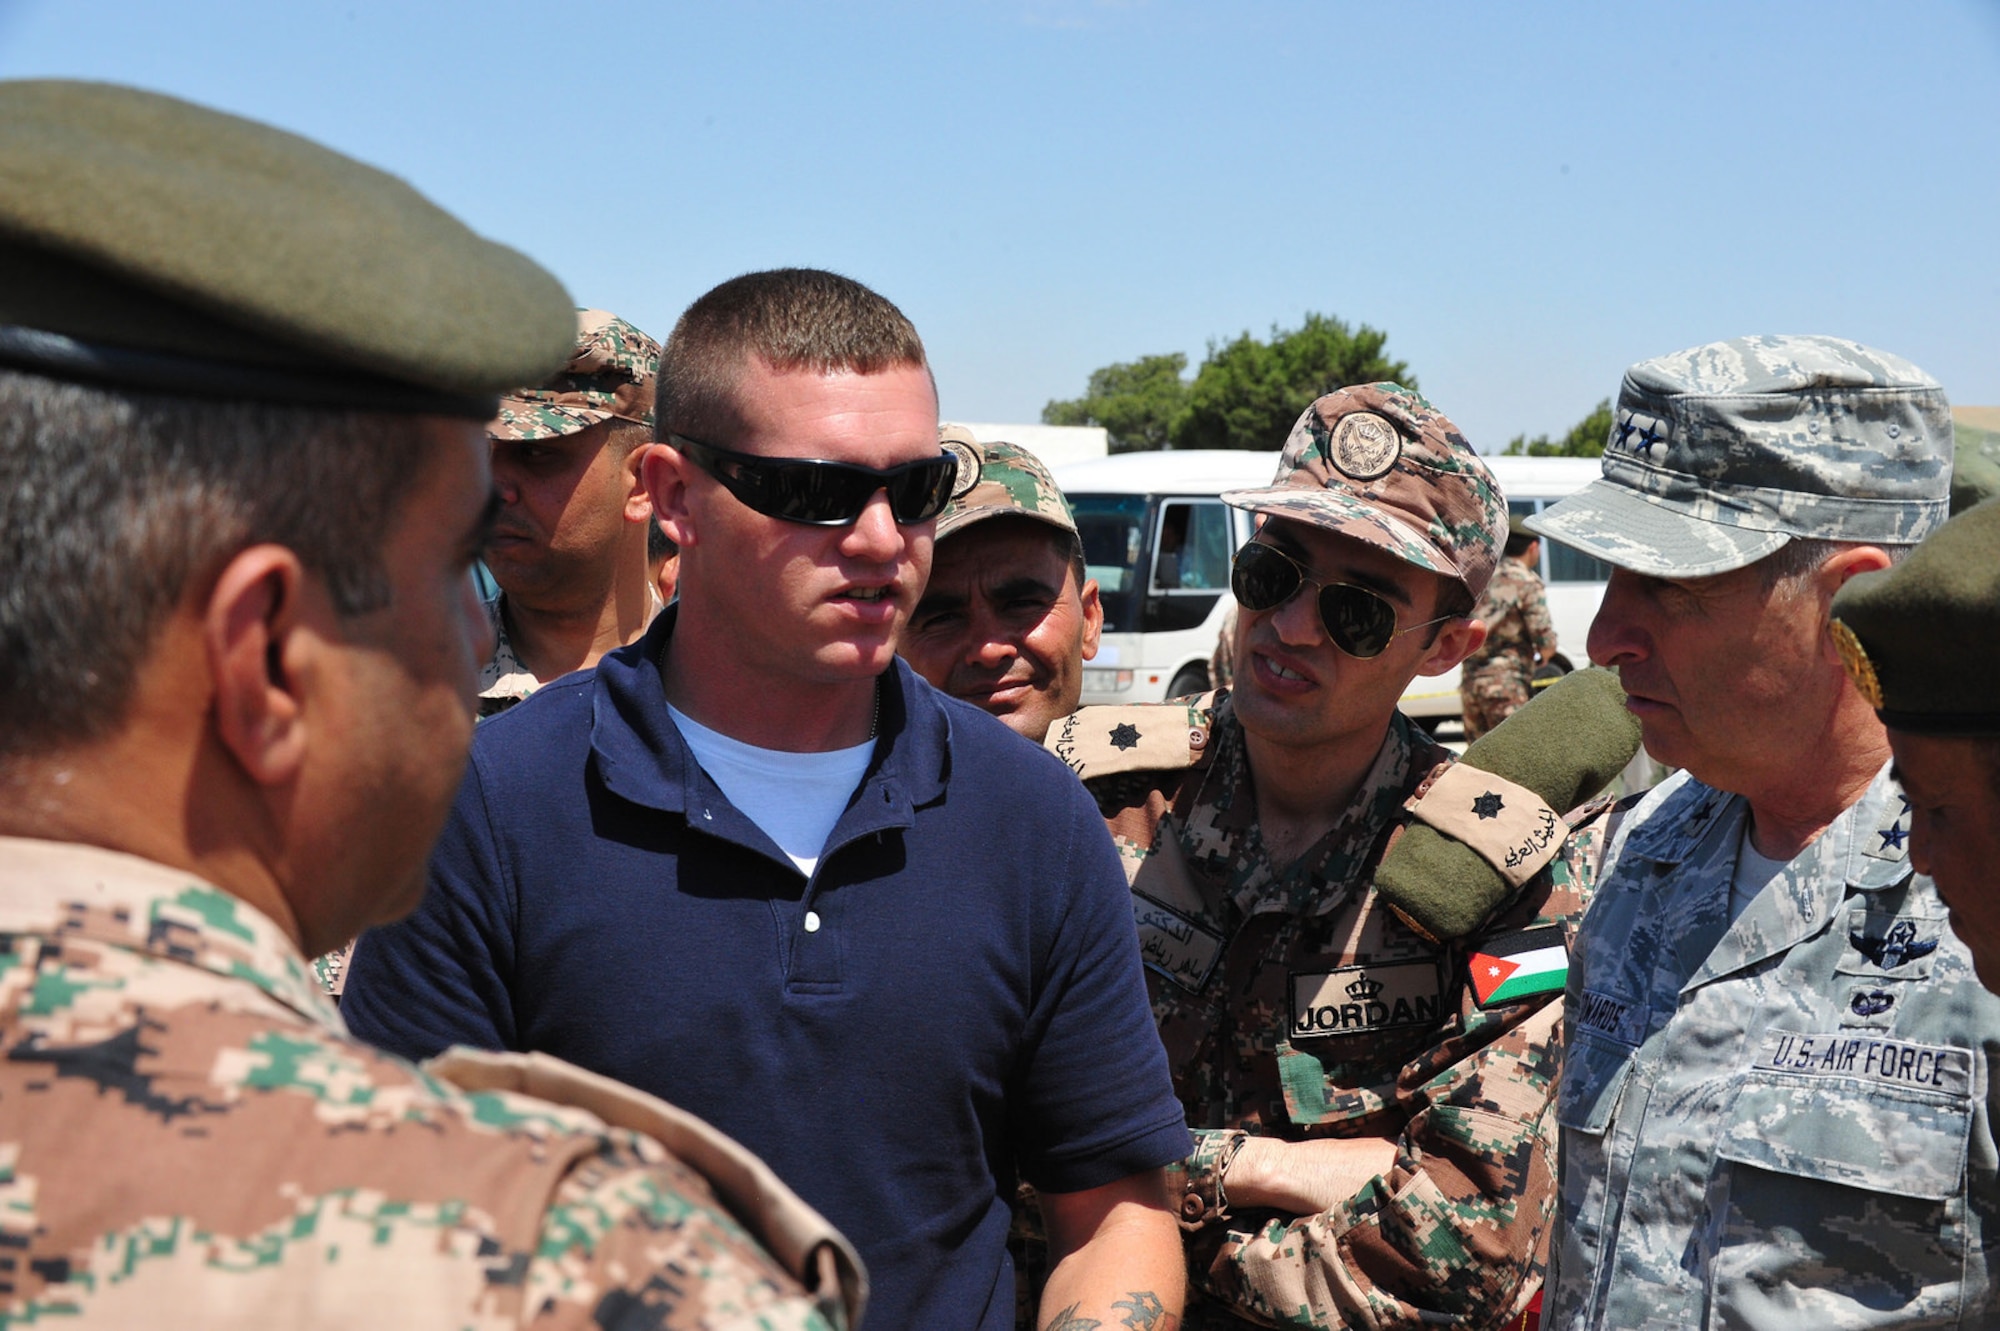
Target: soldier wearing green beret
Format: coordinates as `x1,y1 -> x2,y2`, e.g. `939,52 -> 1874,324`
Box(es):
480,308 -> 666,718
0,80 -> 856,1328
1833,497 -> 2000,991
898,426 -> 1104,742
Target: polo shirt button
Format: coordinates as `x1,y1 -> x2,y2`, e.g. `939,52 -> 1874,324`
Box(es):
804,911 -> 822,933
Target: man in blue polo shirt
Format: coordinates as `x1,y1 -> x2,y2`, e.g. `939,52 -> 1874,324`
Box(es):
344,268 -> 1191,1331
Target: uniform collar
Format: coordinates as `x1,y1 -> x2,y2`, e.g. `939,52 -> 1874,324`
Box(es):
0,837 -> 342,1028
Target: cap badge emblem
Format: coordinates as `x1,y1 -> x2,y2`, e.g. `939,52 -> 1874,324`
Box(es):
1327,412 -> 1401,480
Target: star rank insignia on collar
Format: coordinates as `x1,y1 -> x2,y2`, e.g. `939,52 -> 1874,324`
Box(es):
1878,821 -> 1909,851
1109,722 -> 1141,751
1471,791 -> 1505,820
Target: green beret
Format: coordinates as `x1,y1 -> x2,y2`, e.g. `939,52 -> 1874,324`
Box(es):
1952,425 -> 2000,516
0,79 -> 574,418
1831,497 -> 2000,734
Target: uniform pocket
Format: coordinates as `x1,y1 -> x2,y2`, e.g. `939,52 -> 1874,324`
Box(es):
1710,1062 -> 1972,1323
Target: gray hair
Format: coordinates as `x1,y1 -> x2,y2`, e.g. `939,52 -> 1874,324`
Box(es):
1758,537 -> 1914,592
0,368 -> 428,757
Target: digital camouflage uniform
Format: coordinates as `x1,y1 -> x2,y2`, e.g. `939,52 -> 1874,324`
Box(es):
1459,558 -> 1555,739
478,590 -> 547,718
0,838 -> 859,1330
1046,693 -> 1604,1330
1040,381 -> 1589,1330
1528,336 -> 1997,1328
1550,769 -> 2000,1328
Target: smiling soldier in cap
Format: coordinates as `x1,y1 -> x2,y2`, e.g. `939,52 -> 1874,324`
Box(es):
1044,383 -> 1609,1331
1531,335 -> 2000,1330
899,426 -> 1104,743
1832,497 -> 2000,993
480,309 -> 665,717
0,80 -> 856,1328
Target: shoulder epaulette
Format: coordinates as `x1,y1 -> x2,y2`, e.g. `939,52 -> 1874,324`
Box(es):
1045,692 -> 1220,781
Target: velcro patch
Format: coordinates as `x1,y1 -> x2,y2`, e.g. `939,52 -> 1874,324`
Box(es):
1133,893 -> 1226,994
1408,762 -> 1568,887
1468,925 -> 1568,1008
1754,1030 -> 1973,1098
1290,962 -> 1442,1040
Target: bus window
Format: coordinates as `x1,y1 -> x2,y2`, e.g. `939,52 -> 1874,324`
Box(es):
1152,500 -> 1231,592
1546,538 -> 1612,584
1071,492 -> 1151,633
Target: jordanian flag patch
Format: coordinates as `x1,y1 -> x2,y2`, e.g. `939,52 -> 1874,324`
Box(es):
1469,926 -> 1569,1008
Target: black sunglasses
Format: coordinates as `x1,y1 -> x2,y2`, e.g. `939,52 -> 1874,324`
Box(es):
671,434 -> 972,527
1230,540 -> 1453,659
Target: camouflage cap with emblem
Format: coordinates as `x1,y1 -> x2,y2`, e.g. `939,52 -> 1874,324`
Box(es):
1528,335 -> 1953,578
934,423 -> 1076,543
1830,496 -> 2000,735
0,79 -> 574,415
489,310 -> 661,441
1221,382 -> 1507,600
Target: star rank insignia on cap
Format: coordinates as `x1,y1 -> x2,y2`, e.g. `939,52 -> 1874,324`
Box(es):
1471,791 -> 1505,820
1109,722 -> 1141,751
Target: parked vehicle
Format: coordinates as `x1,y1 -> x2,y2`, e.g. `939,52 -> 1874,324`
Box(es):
1056,450 -> 1610,721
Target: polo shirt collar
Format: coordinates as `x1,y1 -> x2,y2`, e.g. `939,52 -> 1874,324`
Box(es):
588,605 -> 950,828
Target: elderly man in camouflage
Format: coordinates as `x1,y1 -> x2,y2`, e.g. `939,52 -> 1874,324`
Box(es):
1460,516 -> 1557,739
0,81 -> 855,1328
1048,383 -> 1605,1330
479,309 -> 664,717
1531,335 -> 2000,1330
899,427 -> 1103,743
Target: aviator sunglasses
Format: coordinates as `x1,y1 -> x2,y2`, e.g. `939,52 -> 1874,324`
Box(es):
671,434 -> 972,527
1230,540 -> 1453,659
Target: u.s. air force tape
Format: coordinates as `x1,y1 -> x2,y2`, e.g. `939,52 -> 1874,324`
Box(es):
1406,762 -> 1569,888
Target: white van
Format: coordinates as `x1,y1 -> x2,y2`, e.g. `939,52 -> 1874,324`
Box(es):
1056,450 -> 1610,723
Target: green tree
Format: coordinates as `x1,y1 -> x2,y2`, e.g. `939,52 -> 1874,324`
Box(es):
1169,313 -> 1414,452
1042,352 -> 1189,453
1502,398 -> 1614,457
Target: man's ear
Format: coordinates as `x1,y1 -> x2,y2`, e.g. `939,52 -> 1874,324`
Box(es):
204,544 -> 311,787
1415,617 -> 1487,678
1078,578 -> 1104,661
642,441 -> 698,548
623,440 -> 656,523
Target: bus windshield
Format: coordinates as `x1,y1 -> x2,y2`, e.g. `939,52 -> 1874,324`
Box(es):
1069,492 -> 1149,633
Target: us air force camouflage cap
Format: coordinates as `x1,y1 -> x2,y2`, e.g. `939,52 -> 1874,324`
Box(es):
934,423 -> 1076,543
1221,382 -> 1507,600
1528,335 -> 1952,578
1830,498 -> 2000,735
0,80 -> 574,418
490,310 -> 660,441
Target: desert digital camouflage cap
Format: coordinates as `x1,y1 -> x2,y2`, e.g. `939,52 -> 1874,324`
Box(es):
1221,382 -> 1507,600
1528,335 -> 1952,578
934,423 -> 1076,543
1831,497 -> 2000,734
0,80 -> 573,417
490,310 -> 661,440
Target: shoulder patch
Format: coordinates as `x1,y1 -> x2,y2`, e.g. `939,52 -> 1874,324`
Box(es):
1046,697 -> 1215,780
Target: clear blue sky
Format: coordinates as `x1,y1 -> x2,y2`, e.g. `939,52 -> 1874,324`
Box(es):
3,0 -> 1996,450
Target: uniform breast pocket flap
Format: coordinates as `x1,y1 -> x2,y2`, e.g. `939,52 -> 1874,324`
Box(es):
1555,1031 -> 1636,1138
1716,1032 -> 1974,1200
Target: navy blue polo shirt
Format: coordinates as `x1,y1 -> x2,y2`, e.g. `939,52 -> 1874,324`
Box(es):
345,610 -> 1191,1329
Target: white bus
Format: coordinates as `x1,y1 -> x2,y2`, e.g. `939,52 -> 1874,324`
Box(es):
1056,450 -> 1610,724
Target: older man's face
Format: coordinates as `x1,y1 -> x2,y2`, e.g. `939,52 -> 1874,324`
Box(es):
1892,730 -> 2000,992
901,518 -> 1101,743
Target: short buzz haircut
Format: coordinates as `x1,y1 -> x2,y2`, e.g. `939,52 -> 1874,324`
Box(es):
1503,530 -> 1539,560
657,268 -> 930,444
0,368 -> 430,758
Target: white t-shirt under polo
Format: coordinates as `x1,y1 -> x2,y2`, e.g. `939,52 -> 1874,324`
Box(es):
666,703 -> 875,878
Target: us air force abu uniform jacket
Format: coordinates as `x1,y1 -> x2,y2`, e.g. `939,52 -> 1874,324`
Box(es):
1550,765 -> 2000,1329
